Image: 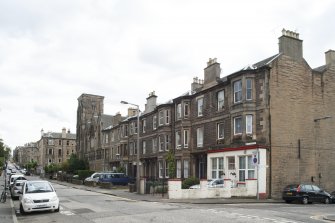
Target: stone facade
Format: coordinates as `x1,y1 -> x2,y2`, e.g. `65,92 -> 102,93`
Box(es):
76,29 -> 335,199
14,142 -> 39,168
37,128 -> 76,168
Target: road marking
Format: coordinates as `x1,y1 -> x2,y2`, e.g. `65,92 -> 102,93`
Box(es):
203,209 -> 299,223
59,206 -> 75,216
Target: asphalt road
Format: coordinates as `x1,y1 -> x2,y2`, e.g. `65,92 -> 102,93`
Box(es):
12,177 -> 335,223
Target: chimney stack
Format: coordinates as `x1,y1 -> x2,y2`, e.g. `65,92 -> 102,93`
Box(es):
325,49 -> 335,65
204,58 -> 221,89
279,29 -> 303,61
191,77 -> 204,92
144,91 -> 157,113
62,127 -> 66,138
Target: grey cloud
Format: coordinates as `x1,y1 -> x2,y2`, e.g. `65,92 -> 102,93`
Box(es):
33,105 -> 66,121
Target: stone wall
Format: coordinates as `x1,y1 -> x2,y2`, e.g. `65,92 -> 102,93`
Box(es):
168,179 -> 257,199
269,54 -> 335,198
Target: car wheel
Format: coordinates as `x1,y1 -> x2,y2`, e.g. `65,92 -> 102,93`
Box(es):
324,197 -> 330,204
20,204 -> 26,215
302,197 -> 309,204
285,200 -> 292,203
55,206 -> 60,212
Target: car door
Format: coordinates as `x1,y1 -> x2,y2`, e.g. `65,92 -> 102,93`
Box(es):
304,185 -> 316,202
311,185 -> 323,202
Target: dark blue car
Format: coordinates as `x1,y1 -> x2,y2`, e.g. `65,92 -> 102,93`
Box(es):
98,173 -> 129,186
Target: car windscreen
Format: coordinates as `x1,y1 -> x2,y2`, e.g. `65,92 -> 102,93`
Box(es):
26,182 -> 54,193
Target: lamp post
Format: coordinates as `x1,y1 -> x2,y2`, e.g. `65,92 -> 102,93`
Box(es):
121,100 -> 140,193
313,116 -> 331,185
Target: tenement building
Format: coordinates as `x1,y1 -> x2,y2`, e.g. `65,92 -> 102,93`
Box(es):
14,142 -> 39,168
37,128 -> 76,168
76,29 -> 335,198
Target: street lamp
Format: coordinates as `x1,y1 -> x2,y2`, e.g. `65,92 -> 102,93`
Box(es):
313,115 -> 332,185
121,100 -> 140,193
314,116 -> 332,122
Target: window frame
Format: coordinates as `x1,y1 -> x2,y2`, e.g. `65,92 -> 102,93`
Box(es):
159,110 -> 164,126
211,157 -> 224,179
152,137 -> 157,153
183,129 -> 189,148
238,155 -> 255,181
165,109 -> 170,124
142,119 -> 146,133
234,80 -> 242,103
217,90 -> 224,111
217,122 -> 224,139
176,131 -> 181,149
177,104 -> 182,120
142,140 -> 146,154
234,116 -> 243,135
184,102 -> 189,118
246,78 -> 253,100
176,160 -> 181,178
197,97 -> 204,117
183,160 -> 189,178
197,127 -> 204,147
246,115 -> 253,134
153,115 -> 157,130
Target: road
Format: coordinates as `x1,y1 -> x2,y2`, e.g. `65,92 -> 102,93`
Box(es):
12,178 -> 335,223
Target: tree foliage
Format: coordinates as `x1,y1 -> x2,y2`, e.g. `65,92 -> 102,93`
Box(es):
68,154 -> 89,174
26,160 -> 38,170
0,138 -> 11,168
44,163 -> 59,173
165,150 -> 176,178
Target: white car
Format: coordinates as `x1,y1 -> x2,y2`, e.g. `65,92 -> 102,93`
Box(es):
9,174 -> 25,189
189,179 -> 224,189
10,179 -> 27,200
19,180 -> 60,214
84,172 -> 102,183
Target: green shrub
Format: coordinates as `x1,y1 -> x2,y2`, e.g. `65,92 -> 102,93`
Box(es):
155,186 -> 168,193
182,176 -> 200,189
77,170 -> 94,180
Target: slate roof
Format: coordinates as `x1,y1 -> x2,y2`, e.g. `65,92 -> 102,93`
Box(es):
42,132 -> 76,140
313,65 -> 327,73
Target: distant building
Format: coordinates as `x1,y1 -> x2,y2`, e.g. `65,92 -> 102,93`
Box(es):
37,128 -> 76,168
14,142 -> 39,168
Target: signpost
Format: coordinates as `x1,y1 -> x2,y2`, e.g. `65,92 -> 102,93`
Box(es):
252,150 -> 259,200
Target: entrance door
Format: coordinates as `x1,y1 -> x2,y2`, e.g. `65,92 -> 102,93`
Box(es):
198,156 -> 207,179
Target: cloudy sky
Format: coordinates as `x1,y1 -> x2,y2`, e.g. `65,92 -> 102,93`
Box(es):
1,0 -> 335,150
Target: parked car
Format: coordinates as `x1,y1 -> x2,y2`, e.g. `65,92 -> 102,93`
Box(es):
10,179 -> 27,200
282,184 -> 332,204
98,173 -> 130,186
19,180 -> 60,214
9,174 -> 25,189
330,191 -> 335,203
84,172 -> 102,183
189,179 -> 224,189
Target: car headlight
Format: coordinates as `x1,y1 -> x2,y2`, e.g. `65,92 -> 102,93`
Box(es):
50,195 -> 58,202
23,198 -> 33,204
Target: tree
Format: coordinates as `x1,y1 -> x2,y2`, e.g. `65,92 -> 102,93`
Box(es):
0,138 -> 11,168
68,154 -> 88,173
165,150 -> 176,178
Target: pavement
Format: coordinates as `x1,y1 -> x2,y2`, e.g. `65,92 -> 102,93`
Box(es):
1,174 -> 335,222
0,173 -> 18,223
